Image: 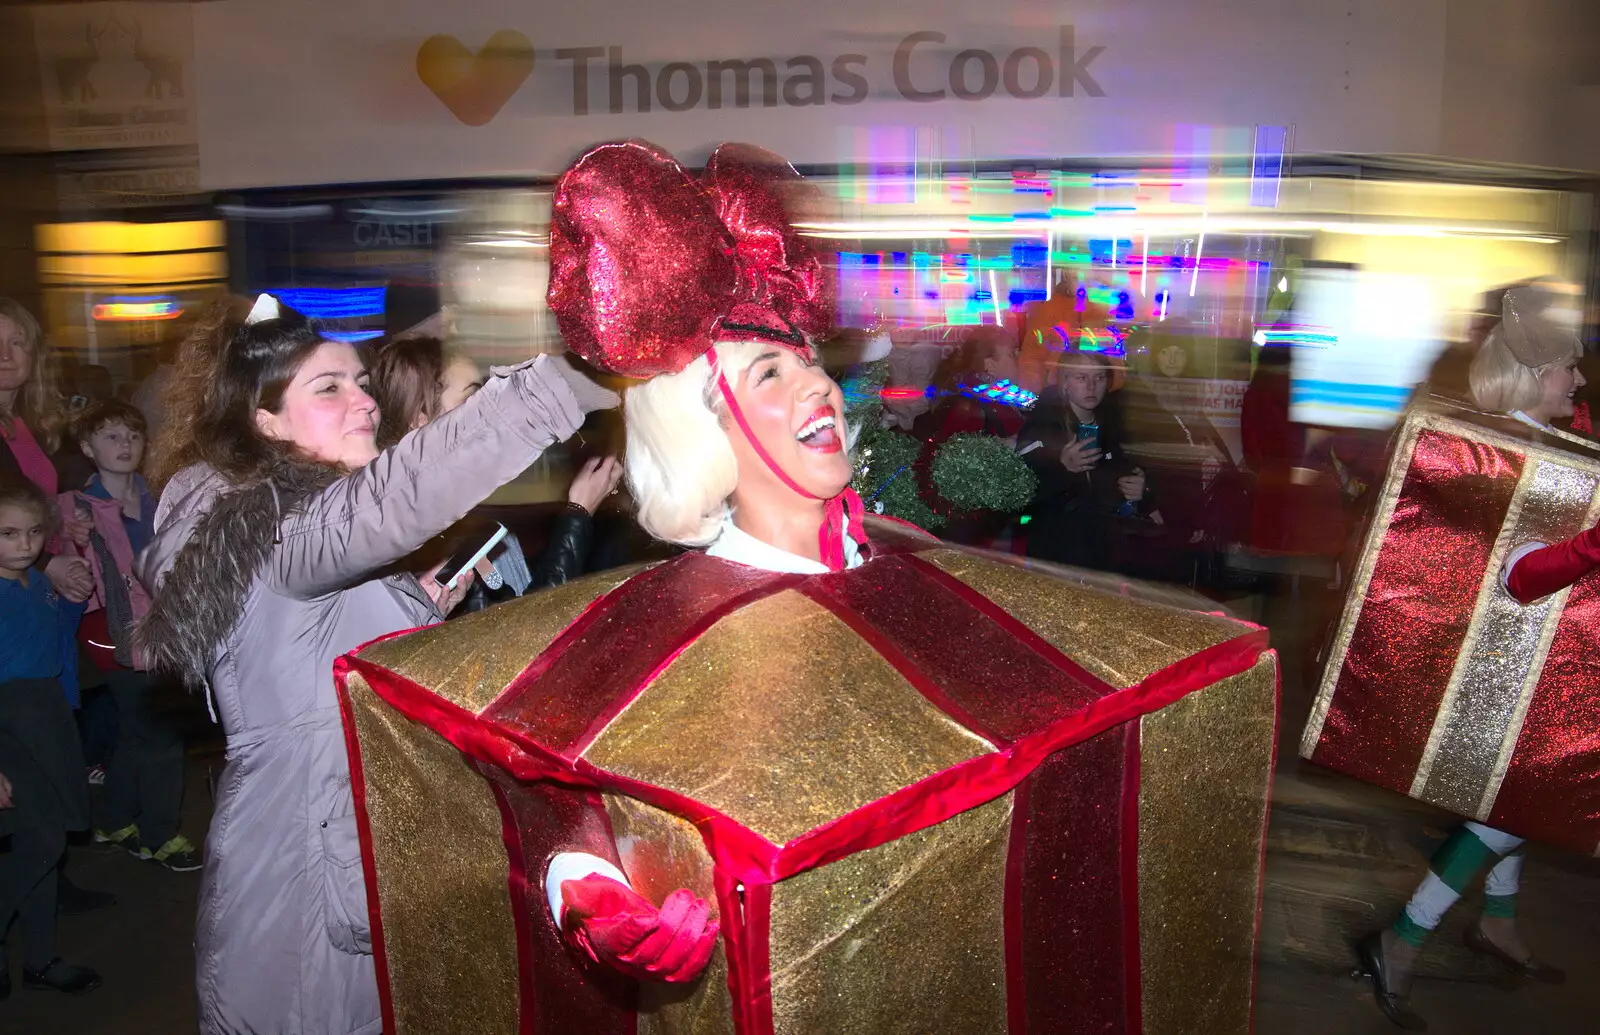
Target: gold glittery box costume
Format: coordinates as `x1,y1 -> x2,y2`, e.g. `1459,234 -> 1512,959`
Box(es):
336,521 -> 1277,1035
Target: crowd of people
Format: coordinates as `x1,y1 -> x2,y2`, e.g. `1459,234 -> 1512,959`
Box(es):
0,290 -> 626,1012
864,306 -> 1373,591
0,212 -> 1591,1033
2,294 -> 203,997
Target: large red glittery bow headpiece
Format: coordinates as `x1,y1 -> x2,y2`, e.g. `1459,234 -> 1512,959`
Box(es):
547,139 -> 833,379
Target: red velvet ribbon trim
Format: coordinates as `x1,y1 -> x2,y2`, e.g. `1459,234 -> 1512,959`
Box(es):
333,658 -> 400,1035
347,655 -> 784,881
1003,775 -> 1032,1035
487,777 -> 542,1035
714,369 -> 866,572
483,564 -> 656,720
1118,722 -> 1143,1035
713,869 -> 751,1033
768,632 -> 1268,881
898,553 -> 1121,694
345,656 -> 584,786
798,581 -> 1008,745
714,868 -> 778,1035
567,575 -> 808,755
743,882 -> 775,1035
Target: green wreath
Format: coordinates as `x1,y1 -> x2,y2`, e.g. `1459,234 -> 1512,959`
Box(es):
844,361 -> 1038,532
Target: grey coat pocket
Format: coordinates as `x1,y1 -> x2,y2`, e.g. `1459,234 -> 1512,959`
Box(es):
317,813 -> 373,955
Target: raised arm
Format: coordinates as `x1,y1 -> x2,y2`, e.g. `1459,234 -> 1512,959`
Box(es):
271,356 -> 614,600
1504,524 -> 1600,605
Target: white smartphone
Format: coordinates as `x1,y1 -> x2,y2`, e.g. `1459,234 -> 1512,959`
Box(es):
435,520 -> 509,590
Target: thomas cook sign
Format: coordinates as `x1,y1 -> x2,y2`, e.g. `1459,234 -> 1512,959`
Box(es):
195,0 -> 1452,191
417,26 -> 1105,125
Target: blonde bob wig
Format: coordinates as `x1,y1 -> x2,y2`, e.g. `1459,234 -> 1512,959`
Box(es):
624,340 -> 770,547
1468,325 -> 1581,416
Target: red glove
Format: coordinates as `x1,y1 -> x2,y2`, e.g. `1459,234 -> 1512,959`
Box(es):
1506,525 -> 1600,604
559,874 -> 718,984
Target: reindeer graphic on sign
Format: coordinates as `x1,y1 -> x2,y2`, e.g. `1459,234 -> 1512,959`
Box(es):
52,14 -> 184,106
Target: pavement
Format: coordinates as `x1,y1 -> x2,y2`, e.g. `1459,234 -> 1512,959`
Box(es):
1254,760 -> 1600,1035
1,756 -> 210,1035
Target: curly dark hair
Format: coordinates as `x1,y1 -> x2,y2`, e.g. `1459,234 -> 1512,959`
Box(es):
146,296 -> 332,490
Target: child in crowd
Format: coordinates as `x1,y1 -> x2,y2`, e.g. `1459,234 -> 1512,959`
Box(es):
0,476 -> 101,994
59,401 -> 199,872
1019,348 -> 1151,570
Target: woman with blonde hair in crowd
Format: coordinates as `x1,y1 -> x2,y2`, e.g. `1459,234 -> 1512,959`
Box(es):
0,297 -> 94,603
135,293 -> 615,1035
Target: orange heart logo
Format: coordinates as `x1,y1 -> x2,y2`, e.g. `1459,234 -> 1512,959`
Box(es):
416,31 -> 534,127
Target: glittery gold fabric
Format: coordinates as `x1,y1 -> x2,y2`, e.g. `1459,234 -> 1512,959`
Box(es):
921,548 -> 1245,687
583,590 -> 995,845
603,795 -> 734,1035
342,670 -> 521,1035
1415,459 -> 1600,816
345,543 -> 1277,1034
357,565 -> 647,713
768,794 -> 1013,1034
1137,655 -> 1277,1035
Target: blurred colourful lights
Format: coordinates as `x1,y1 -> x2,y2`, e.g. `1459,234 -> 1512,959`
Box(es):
271,287 -> 386,320
92,296 -> 182,322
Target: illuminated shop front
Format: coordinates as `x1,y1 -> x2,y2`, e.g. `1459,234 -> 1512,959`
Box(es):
215,154 -> 1589,473
33,218 -> 226,390
807,158 -> 1589,435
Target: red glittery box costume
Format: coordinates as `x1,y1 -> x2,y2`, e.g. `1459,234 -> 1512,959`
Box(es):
1304,394 -> 1600,854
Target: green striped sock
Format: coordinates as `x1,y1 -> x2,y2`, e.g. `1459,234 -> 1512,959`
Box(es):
1483,894 -> 1517,918
1394,827 -> 1500,943
1430,826 -> 1495,892
1392,912 -> 1431,948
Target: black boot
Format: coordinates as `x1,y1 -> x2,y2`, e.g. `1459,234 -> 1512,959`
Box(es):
22,957 -> 102,995
1356,930 -> 1428,1031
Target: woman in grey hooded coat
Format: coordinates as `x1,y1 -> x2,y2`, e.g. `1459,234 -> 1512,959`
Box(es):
135,295 -> 616,1035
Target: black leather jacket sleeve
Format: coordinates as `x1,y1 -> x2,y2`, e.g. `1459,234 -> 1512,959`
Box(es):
528,504 -> 593,591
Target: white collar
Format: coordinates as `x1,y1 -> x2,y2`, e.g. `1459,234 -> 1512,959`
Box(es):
1509,410 -> 1553,432
704,516 -> 863,574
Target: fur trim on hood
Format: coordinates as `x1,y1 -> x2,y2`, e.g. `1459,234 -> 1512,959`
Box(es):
137,459 -> 340,687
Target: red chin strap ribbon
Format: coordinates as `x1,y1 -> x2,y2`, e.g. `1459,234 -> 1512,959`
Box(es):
716,370 -> 866,572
